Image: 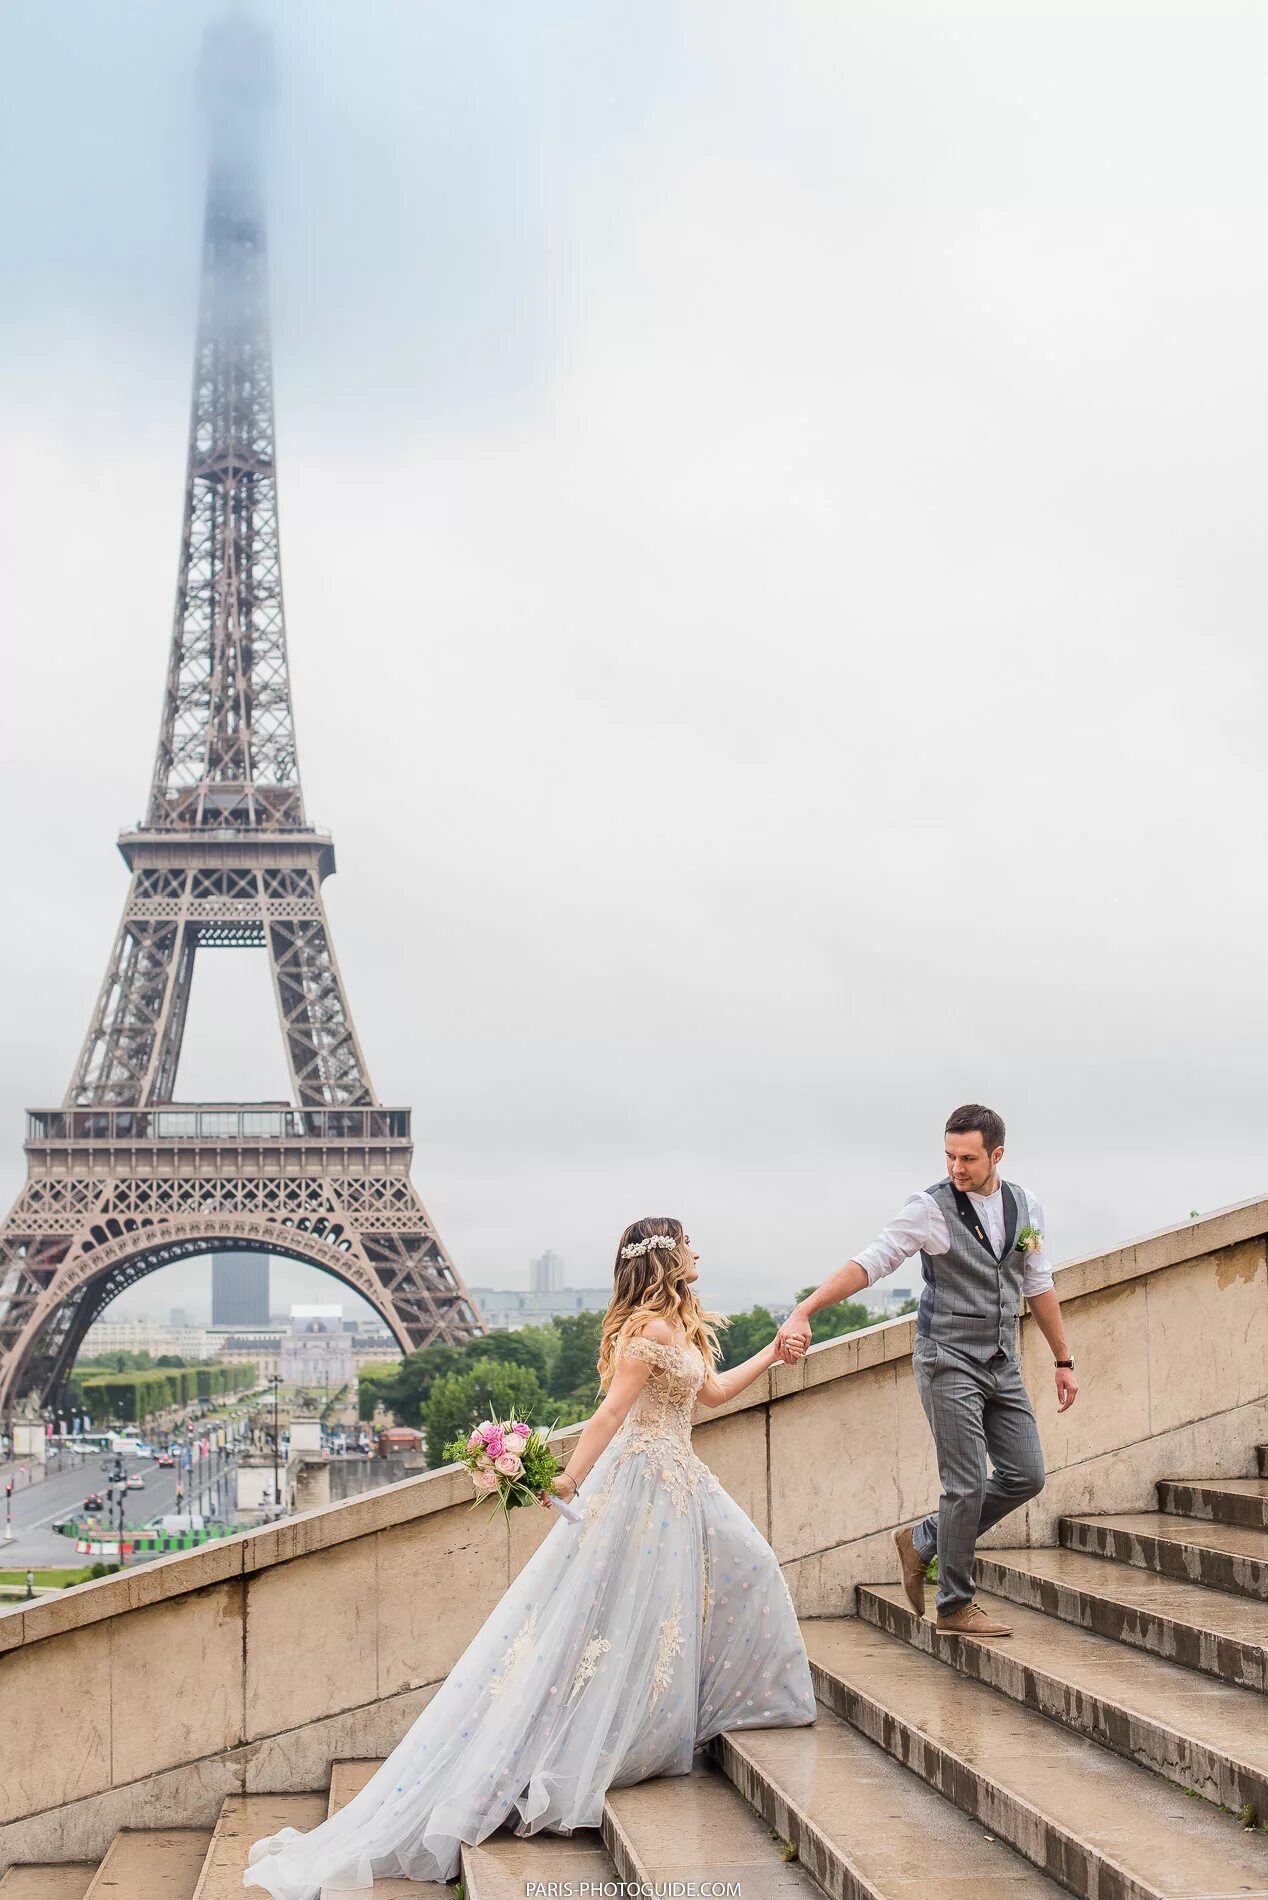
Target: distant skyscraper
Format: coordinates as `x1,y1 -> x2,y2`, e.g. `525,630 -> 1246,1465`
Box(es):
169,1306 -> 194,1328
529,1249 -> 565,1293
212,1252 -> 270,1327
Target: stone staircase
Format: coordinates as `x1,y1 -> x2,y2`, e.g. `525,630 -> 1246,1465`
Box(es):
3,1466 -> 1266,1900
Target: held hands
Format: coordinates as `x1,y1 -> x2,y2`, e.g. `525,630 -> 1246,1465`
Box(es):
1055,1365 -> 1079,1414
774,1315 -> 811,1365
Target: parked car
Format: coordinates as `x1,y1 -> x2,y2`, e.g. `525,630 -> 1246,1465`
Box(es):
126,1474 -> 145,1490
83,1493 -> 104,1511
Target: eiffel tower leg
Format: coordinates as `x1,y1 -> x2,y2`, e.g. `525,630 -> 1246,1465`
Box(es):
66,870 -> 191,1108
262,865 -> 375,1107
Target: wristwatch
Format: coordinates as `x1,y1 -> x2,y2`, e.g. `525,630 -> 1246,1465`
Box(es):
1055,1358 -> 1074,1370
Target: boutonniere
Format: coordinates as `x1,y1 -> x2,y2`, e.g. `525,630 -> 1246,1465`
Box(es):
1016,1225 -> 1044,1255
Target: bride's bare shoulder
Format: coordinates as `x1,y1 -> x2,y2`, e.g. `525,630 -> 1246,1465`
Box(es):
635,1318 -> 679,1348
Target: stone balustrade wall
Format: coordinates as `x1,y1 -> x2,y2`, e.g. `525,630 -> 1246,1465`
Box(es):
2,1195 -> 1265,1871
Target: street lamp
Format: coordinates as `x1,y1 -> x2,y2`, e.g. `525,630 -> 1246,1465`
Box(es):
266,1372 -> 283,1515
104,1450 -> 128,1567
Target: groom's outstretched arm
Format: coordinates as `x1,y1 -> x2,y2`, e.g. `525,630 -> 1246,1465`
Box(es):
777,1195 -> 933,1356
782,1260 -> 870,1337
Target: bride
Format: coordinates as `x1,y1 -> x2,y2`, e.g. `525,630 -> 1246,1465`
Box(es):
243,1216 -> 816,1897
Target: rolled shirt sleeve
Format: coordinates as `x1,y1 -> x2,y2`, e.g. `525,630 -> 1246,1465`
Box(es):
1020,1191 -> 1055,1296
854,1194 -> 944,1285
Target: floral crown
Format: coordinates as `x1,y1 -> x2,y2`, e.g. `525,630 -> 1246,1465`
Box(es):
620,1233 -> 679,1261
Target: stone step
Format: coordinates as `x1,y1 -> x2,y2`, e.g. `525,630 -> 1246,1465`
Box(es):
804,1617 -> 1268,1900
324,1761 -> 448,1897
0,1869 -> 97,1900
83,1829 -> 214,1899
604,1752 -> 819,1896
858,1582 -> 1268,1819
192,1795 -> 327,1900
461,1831 -> 615,1900
977,1545 -> 1268,1691
1062,1511 -> 1268,1600
711,1692 -> 1068,1899
1159,1478 -> 1268,1531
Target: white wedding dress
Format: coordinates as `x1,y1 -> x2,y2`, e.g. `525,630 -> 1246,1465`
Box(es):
243,1336 -> 816,1896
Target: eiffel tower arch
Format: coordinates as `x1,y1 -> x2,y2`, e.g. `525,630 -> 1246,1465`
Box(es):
0,20 -> 486,1423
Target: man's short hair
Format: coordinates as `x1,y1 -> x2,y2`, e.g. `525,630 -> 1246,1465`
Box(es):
945,1103 -> 1005,1153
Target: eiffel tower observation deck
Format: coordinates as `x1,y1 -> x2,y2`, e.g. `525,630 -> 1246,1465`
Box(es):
0,18 -> 486,1424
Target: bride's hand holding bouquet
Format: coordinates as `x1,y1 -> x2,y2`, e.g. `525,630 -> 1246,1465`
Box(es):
444,1417 -> 582,1523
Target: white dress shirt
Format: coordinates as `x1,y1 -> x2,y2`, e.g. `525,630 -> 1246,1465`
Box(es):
855,1184 -> 1054,1297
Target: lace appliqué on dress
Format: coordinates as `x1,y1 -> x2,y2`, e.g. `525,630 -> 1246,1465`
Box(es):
488,1608 -> 537,1698
568,1634 -> 612,1703
651,1590 -> 685,1703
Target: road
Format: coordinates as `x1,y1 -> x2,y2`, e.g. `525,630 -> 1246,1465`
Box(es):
0,1446 -> 240,1568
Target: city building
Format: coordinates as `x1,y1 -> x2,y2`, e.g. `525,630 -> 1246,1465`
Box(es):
467,1284 -> 612,1332
529,1249 -> 565,1293
212,1252 -> 270,1327
280,1304 -> 355,1392
79,1316 -> 214,1360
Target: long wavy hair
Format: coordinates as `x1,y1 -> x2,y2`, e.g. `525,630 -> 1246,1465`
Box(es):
596,1215 -> 726,1390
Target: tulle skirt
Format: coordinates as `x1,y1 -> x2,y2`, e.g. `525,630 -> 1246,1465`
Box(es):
242,1428 -> 816,1896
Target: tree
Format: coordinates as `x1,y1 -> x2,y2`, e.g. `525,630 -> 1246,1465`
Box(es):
470,1329 -> 554,1386
717,1307 -> 779,1371
424,1358 -> 546,1468
548,1312 -> 605,1407
895,1296 -> 919,1317
794,1286 -> 874,1345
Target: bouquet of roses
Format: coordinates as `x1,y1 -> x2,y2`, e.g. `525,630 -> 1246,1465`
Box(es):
443,1416 -> 582,1523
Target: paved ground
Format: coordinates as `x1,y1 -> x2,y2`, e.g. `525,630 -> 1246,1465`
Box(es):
0,1448 -> 238,1566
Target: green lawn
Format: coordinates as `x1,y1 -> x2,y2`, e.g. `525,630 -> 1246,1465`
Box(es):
0,1567 -> 96,1587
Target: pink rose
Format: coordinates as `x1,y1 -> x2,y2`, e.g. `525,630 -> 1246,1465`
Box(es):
483,1432 -> 505,1461
472,1467 -> 500,1493
506,1427 -> 529,1450
466,1430 -> 483,1454
494,1451 -> 523,1478
474,1451 -> 492,1470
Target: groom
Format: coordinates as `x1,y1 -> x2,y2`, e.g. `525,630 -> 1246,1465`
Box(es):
776,1104 -> 1078,1636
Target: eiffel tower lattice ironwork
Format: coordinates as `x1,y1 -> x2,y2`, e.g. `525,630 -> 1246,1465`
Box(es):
0,20 -> 486,1423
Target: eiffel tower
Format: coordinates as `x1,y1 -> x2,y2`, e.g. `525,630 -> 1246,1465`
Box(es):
0,19 -> 486,1424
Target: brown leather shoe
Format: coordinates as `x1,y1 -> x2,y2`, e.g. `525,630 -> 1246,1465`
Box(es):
893,1527 -> 926,1616
935,1601 -> 1012,1638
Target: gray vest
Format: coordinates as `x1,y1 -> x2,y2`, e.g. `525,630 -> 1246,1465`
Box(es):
916,1177 -> 1025,1362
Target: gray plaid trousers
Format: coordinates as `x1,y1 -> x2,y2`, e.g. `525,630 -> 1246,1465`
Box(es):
910,1336 -> 1045,1614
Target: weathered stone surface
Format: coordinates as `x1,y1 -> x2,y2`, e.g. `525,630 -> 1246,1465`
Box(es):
1158,1478 -> 1268,1530
770,1361 -> 900,1565
712,1703 -> 1067,1900
83,1827 -> 212,1897
859,1582 -> 1268,1818
375,1508 -> 507,1700
976,1544 -> 1268,1691
109,1583 -> 246,1784
1062,1511 -> 1268,1600
0,1623 -> 112,1825
192,1793 -> 326,1900
805,1617 -> 1268,1900
604,1754 -> 818,1896
244,1537 -> 378,1742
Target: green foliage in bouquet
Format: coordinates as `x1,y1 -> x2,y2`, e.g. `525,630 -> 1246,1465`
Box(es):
442,1418 -> 568,1524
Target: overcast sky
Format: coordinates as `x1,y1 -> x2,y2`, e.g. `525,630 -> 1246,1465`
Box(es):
3,1 -> 1268,1328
